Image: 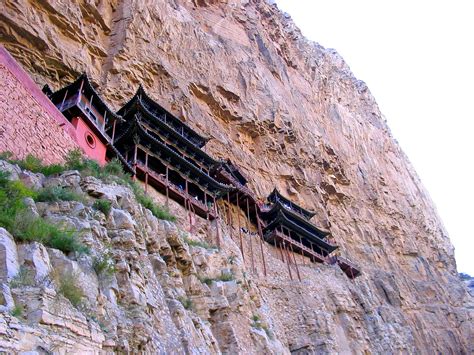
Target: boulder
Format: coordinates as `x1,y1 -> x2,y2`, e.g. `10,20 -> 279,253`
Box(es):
0,228 -> 19,283
17,242 -> 52,283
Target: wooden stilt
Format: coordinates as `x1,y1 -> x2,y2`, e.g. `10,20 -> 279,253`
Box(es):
278,239 -> 285,262
144,152 -> 149,194
132,144 -> 138,181
246,198 -> 255,274
204,193 -> 209,221
289,242 -> 301,282
213,195 -> 220,248
278,227 -> 285,262
59,89 -> 68,112
226,192 -> 232,239
236,193 -> 244,261
185,179 -> 192,232
111,119 -> 117,143
165,166 -> 169,208
256,212 -> 267,277
299,236 -> 305,266
282,241 -> 293,281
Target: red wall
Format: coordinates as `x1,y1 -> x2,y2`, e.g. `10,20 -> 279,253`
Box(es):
0,46 -> 79,164
71,117 -> 107,165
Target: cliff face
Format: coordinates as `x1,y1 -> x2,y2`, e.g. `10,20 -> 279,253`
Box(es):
0,0 -> 472,353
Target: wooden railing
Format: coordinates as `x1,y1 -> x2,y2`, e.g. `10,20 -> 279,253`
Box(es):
266,229 -> 326,263
135,162 -> 215,217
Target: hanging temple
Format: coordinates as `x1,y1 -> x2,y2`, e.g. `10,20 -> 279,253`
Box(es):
43,74 -> 361,280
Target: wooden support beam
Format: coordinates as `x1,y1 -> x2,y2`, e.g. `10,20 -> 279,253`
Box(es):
226,192 -> 232,239
213,195 -> 220,248
236,192 -> 244,261
246,198 -> 255,274
59,89 -> 68,112
185,179 -> 192,232
165,166 -> 169,208
256,212 -> 267,277
144,152 -> 149,194
111,119 -> 117,143
299,235 -> 305,266
282,241 -> 293,281
278,226 -> 285,262
289,242 -> 301,282
132,144 -> 138,181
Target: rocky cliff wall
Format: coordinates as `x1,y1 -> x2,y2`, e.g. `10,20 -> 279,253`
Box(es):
0,0 -> 472,353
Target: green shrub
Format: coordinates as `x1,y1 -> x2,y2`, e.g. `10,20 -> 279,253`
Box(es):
93,200 -> 112,216
103,158 -> 124,176
0,172 -> 36,231
55,270 -> 84,308
183,235 -> 216,250
0,151 -> 13,160
10,266 -> 35,288
10,304 -> 24,318
6,154 -> 66,176
65,149 -> 85,171
199,276 -> 214,286
35,186 -> 83,203
129,182 -> 175,221
92,250 -> 115,276
48,227 -> 89,255
178,296 -> 193,310
218,270 -> 235,282
12,212 -> 88,254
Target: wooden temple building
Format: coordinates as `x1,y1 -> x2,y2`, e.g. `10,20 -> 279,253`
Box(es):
44,75 -> 361,280
115,86 -> 232,221
43,75 -> 125,166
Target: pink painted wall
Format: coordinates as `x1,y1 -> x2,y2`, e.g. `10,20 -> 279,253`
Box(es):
71,117 -> 107,165
0,46 -> 79,164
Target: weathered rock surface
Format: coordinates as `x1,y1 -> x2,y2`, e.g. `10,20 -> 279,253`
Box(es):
0,0 -> 473,353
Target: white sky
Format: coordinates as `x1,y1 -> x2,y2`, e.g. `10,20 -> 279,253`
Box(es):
276,0 -> 474,275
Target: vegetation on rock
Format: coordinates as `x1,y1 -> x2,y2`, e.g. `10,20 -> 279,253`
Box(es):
0,170 -> 88,254
93,199 -> 112,216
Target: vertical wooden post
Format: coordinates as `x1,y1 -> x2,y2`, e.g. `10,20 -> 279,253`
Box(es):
111,119 -> 117,143
278,227 -> 285,262
299,236 -> 305,266
204,193 -> 209,221
282,241 -> 293,281
165,166 -> 169,208
246,198 -> 255,274
132,144 -> 138,181
59,89 -> 68,112
289,242 -> 301,282
226,192 -> 232,239
185,179 -> 192,232
278,238 -> 285,262
256,211 -> 267,277
144,152 -> 149,194
103,110 -> 107,132
236,193 -> 244,261
213,195 -> 220,248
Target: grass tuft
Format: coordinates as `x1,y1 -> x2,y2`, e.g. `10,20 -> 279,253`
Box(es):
10,266 -> 35,288
11,304 -> 24,318
92,250 -> 115,276
183,235 -> 216,250
54,270 -> 84,308
35,186 -> 84,203
177,296 -> 193,310
93,200 -> 112,216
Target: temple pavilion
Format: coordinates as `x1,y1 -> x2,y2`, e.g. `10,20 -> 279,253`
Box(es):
114,86 -> 232,220
260,189 -> 338,263
43,74 -> 125,166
